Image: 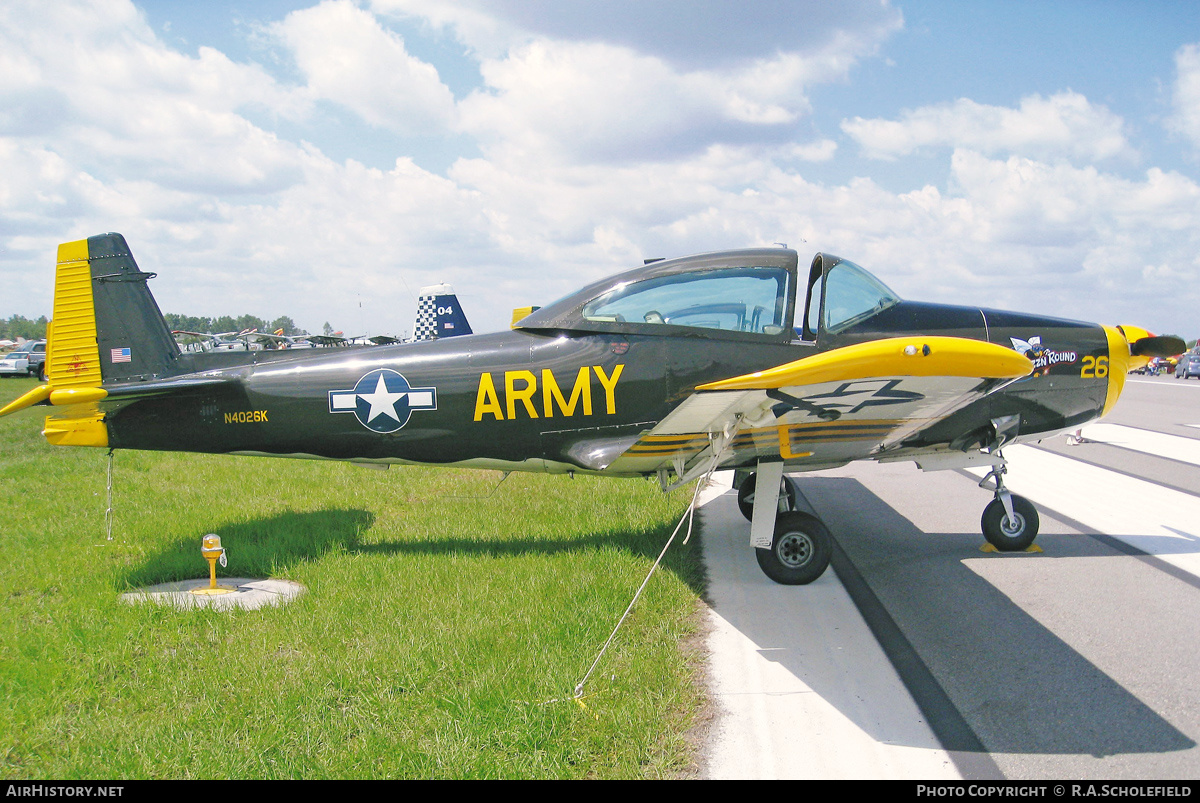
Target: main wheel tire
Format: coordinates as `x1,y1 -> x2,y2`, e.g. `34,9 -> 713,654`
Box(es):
736,473 -> 798,521
981,495 -> 1040,551
755,511 -> 832,585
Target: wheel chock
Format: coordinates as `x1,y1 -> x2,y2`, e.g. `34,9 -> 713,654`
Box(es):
979,543 -> 1044,554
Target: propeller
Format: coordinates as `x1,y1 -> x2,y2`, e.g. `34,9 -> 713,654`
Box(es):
1130,334 -> 1186,358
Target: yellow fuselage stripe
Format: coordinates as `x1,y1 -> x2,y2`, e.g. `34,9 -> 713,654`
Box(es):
626,419 -> 909,455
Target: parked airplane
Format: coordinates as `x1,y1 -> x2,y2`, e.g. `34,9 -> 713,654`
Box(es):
238,331 -> 314,350
1,233 -> 1180,584
172,330 -> 251,352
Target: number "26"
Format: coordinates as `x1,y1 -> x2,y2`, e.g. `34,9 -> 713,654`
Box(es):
1080,355 -> 1108,378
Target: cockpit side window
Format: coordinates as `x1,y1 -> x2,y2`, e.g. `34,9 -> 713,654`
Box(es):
821,260 -> 900,333
581,267 -> 790,335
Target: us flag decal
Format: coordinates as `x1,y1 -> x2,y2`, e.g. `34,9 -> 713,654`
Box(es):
111,348 -> 131,363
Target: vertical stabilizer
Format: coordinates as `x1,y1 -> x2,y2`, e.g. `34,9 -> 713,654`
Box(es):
1,234 -> 178,444
83,233 -> 180,383
412,283 -> 473,341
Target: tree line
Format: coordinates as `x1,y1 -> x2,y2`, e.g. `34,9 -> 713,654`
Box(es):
2,312 -> 311,343
0,314 -> 48,342
162,313 -> 307,336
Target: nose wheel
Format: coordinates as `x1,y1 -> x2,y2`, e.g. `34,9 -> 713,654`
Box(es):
979,460 -> 1040,551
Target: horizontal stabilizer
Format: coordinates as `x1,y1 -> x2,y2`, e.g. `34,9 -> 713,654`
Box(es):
0,375 -> 233,419
101,375 -> 236,400
0,384 -> 52,417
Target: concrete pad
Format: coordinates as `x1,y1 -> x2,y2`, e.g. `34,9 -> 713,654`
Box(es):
698,471 -> 959,780
120,577 -> 304,610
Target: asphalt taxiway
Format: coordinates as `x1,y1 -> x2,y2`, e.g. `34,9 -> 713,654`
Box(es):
698,374 -> 1200,780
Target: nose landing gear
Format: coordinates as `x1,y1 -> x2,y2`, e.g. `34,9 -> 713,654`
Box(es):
979,458 -> 1040,551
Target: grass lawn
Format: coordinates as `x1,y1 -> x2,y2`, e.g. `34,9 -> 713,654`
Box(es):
0,377 -> 708,779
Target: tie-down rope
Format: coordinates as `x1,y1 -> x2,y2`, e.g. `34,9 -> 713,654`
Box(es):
566,459 -> 719,706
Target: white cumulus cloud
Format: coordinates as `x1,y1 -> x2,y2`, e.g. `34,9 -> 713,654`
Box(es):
389,0 -> 902,165
272,0 -> 457,134
1169,43 -> 1200,152
373,0 -> 904,70
0,0 -> 309,196
842,92 -> 1135,163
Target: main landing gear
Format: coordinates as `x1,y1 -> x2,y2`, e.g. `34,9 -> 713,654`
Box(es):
979,457 -> 1040,551
736,463 -> 832,585
736,451 -> 1042,585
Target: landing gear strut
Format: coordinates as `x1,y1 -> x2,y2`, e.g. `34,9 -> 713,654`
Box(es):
979,457 -> 1040,551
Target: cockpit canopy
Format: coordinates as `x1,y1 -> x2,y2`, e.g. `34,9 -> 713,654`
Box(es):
580,266 -> 790,334
515,247 -> 901,343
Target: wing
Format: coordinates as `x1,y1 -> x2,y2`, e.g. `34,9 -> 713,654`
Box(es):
243,331 -> 286,343
602,336 -> 1033,480
303,335 -> 349,347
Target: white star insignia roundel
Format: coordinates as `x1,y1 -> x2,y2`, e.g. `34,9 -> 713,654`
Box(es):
328,369 -> 437,433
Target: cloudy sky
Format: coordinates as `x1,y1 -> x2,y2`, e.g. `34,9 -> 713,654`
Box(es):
2,0 -> 1199,339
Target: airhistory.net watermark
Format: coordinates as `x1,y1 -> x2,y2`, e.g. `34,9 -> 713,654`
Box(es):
6,786 -> 123,798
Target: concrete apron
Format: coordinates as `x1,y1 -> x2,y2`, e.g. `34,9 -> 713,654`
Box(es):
697,471 -> 960,780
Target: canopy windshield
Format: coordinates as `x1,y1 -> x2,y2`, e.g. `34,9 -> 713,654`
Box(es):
582,267 -> 789,334
815,258 -> 901,334
515,248 -> 799,340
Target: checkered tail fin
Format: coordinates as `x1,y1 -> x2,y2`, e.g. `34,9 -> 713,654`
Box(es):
412,283 -> 473,341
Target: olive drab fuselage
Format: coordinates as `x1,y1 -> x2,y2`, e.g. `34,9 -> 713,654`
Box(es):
99,249 -> 1119,475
